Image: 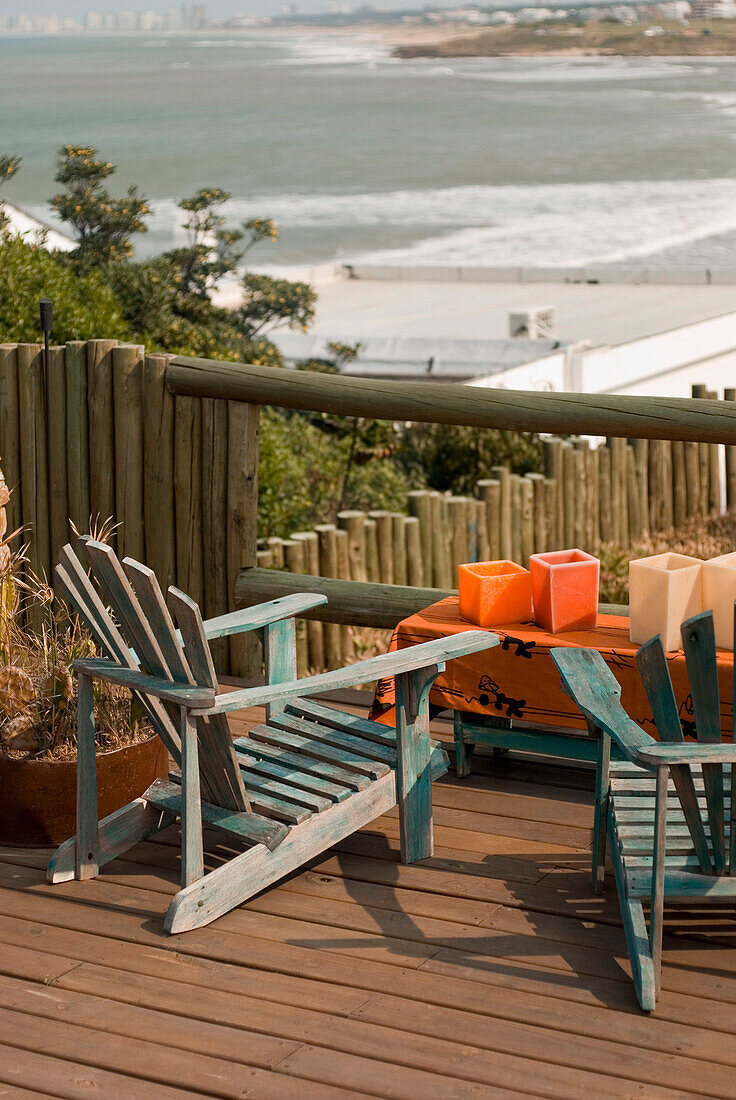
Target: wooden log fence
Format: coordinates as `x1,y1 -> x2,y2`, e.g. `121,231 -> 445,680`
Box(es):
2,337 -> 735,676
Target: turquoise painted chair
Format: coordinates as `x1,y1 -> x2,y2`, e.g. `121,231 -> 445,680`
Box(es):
552,610 -> 736,1011
48,540 -> 498,932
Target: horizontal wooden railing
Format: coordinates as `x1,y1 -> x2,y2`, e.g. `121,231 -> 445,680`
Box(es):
168,356 -> 736,443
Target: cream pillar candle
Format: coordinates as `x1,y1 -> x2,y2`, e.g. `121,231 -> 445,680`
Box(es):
629,552 -> 703,653
703,552 -> 736,650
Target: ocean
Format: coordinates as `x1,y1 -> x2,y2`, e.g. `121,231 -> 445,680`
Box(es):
2,31 -> 736,270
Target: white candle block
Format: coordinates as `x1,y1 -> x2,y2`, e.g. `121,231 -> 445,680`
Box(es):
629,552 -> 703,653
703,552 -> 736,650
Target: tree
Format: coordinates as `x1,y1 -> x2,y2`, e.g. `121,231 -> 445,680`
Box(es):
0,155 -> 21,234
51,145 -> 151,267
168,187 -> 278,300
237,274 -> 316,339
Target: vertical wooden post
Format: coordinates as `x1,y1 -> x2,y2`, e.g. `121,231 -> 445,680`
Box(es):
724,388 -> 736,510
465,496 -> 478,562
227,401 -> 260,678
542,439 -> 563,550
75,672 -> 98,881
706,388 -> 721,514
477,479 -> 501,561
598,446 -> 612,544
626,444 -> 641,544
527,473 -> 546,554
143,354 -> 175,590
609,437 -> 628,545
671,441 -> 687,529
544,478 -> 557,550
407,490 -> 433,586
684,441 -> 700,519
18,344 -> 50,612
64,341 -> 90,538
180,706 -> 204,888
337,510 -> 367,583
692,387 -> 710,515
202,397 -> 229,673
632,439 -> 649,537
369,510 -> 394,585
474,499 -> 489,562
572,447 -> 586,548
448,496 -> 468,568
291,531 -> 325,671
573,439 -> 592,549
47,347 -> 69,568
87,339 -> 118,542
364,518 -> 380,583
174,396 -> 204,606
391,513 -> 408,587
490,467 -> 512,559
113,344 -> 145,562
316,524 -> 342,668
561,444 -> 575,548
519,476 -> 533,564
266,537 -> 284,568
0,345 -> 21,538
335,527 -> 354,661
405,517 -> 424,587
429,492 -> 451,587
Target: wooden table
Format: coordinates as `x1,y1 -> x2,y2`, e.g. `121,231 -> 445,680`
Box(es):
370,597 -> 735,776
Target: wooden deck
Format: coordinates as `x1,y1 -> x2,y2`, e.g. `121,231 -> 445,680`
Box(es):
1,699 -> 736,1099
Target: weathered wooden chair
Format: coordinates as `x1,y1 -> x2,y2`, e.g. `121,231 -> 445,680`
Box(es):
48,540 -> 498,932
551,610 -> 736,1011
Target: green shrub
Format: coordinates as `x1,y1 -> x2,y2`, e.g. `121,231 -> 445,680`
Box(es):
0,234 -> 128,343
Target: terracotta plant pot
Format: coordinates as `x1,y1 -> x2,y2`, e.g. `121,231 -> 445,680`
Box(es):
0,734 -> 168,847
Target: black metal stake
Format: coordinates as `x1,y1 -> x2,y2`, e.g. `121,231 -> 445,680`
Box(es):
39,298 -> 53,573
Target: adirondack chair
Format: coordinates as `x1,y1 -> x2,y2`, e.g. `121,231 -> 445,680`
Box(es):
551,609 -> 736,1011
48,540 -> 499,933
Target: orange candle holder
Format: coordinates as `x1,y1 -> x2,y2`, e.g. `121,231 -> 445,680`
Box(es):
529,548 -> 600,634
458,560 -> 533,627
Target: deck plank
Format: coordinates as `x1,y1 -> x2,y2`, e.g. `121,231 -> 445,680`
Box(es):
2,695 -> 736,1098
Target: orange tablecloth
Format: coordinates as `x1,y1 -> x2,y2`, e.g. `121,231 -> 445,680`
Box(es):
371,597 -> 734,740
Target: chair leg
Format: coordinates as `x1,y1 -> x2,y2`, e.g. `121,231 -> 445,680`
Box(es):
395,665 -> 442,864
591,725 -> 611,895
454,712 -> 474,779
181,707 -> 204,888
75,673 -> 99,881
649,765 -> 668,1001
608,814 -> 656,1011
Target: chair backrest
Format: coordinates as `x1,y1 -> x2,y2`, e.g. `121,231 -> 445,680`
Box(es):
636,609 -> 729,876
55,540 -> 249,813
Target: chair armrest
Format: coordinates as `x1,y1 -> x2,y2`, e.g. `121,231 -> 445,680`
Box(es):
551,647 -> 652,765
636,742 -> 736,766
74,658 -> 216,709
192,631 -> 499,716
200,593 -> 328,640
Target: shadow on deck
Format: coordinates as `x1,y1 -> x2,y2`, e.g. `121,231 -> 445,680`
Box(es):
1,699 -> 735,1099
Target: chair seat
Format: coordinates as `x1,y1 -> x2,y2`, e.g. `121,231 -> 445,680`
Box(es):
609,760 -> 736,899
233,698 -> 448,830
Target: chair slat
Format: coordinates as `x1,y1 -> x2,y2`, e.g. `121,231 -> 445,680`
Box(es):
234,750 -> 351,802
289,699 -> 398,748
238,768 -> 333,812
248,723 -> 390,780
233,736 -> 370,792
681,612 -> 726,873
636,635 -> 712,873
168,586 -> 250,814
147,779 -> 286,850
83,540 -> 171,679
55,548 -> 181,762
123,559 -> 193,684
268,712 -> 397,766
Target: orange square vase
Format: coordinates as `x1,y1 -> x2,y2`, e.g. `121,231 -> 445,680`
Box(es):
458,560 -> 533,627
529,548 -> 600,633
